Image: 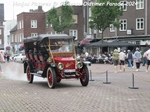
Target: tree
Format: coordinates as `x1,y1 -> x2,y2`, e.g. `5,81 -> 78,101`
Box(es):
89,0 -> 123,42
47,1 -> 75,33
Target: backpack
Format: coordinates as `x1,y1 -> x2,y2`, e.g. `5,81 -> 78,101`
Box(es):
128,53 -> 133,59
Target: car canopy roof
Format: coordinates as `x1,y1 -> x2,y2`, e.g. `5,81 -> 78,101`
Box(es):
23,34 -> 74,43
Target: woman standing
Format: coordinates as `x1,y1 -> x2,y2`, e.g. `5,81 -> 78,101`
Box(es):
134,48 -> 142,71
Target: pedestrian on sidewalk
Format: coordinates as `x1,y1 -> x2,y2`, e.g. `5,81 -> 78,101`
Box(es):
145,46 -> 150,72
126,50 -> 133,68
0,52 -> 3,75
119,49 -> 126,71
112,49 -> 119,73
142,51 -> 148,66
133,47 -> 142,71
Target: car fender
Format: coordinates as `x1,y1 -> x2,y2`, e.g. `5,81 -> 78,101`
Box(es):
42,63 -> 56,77
24,61 -> 34,73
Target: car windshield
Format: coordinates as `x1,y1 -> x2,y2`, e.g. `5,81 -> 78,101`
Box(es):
50,39 -> 73,53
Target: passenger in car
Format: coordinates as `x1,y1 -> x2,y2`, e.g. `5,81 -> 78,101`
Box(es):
29,50 -> 33,60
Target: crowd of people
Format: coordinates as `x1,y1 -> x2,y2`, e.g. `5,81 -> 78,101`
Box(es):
112,46 -> 150,73
77,46 -> 150,73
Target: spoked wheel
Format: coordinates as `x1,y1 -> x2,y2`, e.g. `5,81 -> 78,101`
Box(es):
47,67 -> 56,89
26,66 -> 34,83
80,66 -> 89,86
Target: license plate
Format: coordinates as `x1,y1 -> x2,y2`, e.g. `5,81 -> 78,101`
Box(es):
64,69 -> 76,72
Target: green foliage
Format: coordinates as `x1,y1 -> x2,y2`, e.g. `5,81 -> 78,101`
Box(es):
89,0 -> 123,40
47,1 -> 75,33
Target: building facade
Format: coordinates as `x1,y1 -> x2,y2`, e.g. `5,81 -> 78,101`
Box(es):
3,20 -> 17,52
82,0 -> 150,55
0,4 -> 4,50
83,0 -> 150,44
10,5 -> 84,53
10,6 -> 46,53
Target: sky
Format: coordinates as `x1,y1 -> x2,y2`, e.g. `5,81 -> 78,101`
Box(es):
1,0 -> 82,20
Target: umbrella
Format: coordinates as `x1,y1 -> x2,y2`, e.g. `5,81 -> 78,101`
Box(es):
80,39 -> 90,45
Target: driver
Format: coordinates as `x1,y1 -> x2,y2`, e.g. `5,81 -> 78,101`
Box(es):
59,45 -> 69,52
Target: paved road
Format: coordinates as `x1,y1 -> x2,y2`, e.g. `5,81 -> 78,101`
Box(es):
0,62 -> 150,112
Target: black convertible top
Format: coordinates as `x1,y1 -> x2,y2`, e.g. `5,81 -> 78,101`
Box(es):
23,34 -> 74,43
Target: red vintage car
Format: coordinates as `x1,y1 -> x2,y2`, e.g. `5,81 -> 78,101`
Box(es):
23,34 -> 89,88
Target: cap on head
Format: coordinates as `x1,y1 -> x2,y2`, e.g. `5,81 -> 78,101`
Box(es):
114,49 -> 118,52
136,47 -> 139,51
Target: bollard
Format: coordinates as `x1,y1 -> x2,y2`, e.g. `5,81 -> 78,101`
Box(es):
129,73 -> 139,89
103,71 -> 111,84
89,70 -> 95,81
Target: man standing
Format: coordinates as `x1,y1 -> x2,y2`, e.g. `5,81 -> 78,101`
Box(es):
126,50 -> 133,68
112,49 -> 119,73
145,46 -> 150,72
119,49 -> 126,71
133,47 -> 142,71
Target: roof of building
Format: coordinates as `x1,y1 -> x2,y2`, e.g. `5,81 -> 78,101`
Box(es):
10,25 -> 17,32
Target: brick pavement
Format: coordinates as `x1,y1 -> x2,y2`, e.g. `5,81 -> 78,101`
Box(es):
0,62 -> 150,112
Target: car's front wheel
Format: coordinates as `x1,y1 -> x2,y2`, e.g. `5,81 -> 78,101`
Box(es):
47,67 -> 56,89
80,66 -> 89,86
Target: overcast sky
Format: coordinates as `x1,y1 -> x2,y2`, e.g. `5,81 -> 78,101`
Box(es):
1,0 -> 82,20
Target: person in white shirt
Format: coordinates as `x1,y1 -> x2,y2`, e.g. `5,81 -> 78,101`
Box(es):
119,49 -> 126,71
145,47 -> 150,72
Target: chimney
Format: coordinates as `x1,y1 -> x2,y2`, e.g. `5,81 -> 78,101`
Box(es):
38,6 -> 42,11
30,9 -> 33,12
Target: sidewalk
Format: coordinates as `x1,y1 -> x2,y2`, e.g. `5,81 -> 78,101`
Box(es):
88,63 -> 148,74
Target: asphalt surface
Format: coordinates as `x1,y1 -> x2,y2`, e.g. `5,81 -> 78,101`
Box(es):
0,62 -> 150,112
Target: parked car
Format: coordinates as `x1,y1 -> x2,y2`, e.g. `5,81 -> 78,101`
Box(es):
10,54 -> 19,61
14,54 -> 26,63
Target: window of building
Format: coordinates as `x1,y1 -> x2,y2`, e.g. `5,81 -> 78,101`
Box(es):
73,15 -> 78,24
69,30 -> 78,40
22,33 -> 24,41
31,20 -> 37,28
17,22 -> 19,29
119,19 -> 127,31
0,29 -> 1,35
89,7 -> 91,17
20,34 -> 22,42
15,35 -> 17,42
0,39 -> 2,44
136,0 -> 144,9
136,18 -> 144,30
19,21 -> 21,29
110,24 -> 115,32
120,1 -> 127,11
31,33 -> 38,37
22,20 -> 24,28
11,34 -> 14,42
7,35 -> 10,44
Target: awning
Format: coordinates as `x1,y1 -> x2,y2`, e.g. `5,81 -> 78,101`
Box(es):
80,39 -> 90,45
85,41 -> 109,47
108,41 -> 136,47
84,41 -> 136,47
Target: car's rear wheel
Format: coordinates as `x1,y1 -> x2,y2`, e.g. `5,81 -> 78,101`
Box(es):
47,67 -> 56,89
26,65 -> 34,83
80,66 -> 89,86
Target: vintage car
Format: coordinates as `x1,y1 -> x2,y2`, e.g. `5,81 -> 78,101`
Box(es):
23,34 -> 89,88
